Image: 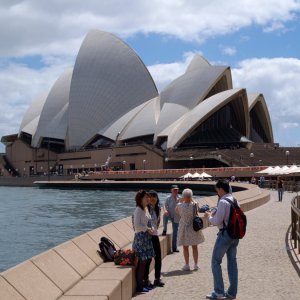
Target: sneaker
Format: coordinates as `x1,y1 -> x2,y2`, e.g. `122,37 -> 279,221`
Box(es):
154,279 -> 165,287
225,293 -> 236,299
193,264 -> 199,271
136,287 -> 149,293
144,280 -> 154,289
173,248 -> 180,253
162,231 -> 167,236
206,292 -> 226,299
182,264 -> 190,271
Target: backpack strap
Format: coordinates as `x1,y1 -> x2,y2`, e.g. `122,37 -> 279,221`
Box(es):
223,197 -> 238,208
221,197 -> 237,230
193,203 -> 198,216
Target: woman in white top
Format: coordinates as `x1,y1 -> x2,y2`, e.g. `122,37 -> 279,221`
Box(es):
176,188 -> 205,271
144,190 -> 165,288
132,190 -> 155,293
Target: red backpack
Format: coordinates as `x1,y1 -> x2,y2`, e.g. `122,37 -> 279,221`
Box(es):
224,198 -> 247,239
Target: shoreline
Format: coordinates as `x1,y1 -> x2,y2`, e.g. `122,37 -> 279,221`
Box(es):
33,180 -> 247,195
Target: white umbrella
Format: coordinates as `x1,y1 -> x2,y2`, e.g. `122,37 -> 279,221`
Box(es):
192,172 -> 202,178
180,172 -> 193,179
286,165 -> 300,174
268,166 -> 282,175
256,166 -> 274,174
276,165 -> 290,175
200,172 -> 212,178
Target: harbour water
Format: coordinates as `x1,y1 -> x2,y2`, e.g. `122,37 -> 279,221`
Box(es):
0,187 -> 171,272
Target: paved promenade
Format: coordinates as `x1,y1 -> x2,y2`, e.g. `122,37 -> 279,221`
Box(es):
133,191 -> 300,300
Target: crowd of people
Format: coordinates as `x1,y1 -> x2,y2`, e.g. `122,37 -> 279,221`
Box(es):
132,180 -> 240,299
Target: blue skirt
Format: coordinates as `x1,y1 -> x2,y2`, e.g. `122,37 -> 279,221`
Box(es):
133,231 -> 155,261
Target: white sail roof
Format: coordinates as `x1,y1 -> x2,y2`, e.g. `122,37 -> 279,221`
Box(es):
67,29 -> 158,149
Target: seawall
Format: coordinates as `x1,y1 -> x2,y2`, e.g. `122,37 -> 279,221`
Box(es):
0,175 -> 74,187
34,180 -> 247,194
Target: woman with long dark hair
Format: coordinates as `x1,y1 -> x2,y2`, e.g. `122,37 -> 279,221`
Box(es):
144,190 -> 165,287
132,190 -> 155,293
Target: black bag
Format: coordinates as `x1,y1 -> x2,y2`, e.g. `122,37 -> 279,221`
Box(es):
193,203 -> 203,231
98,237 -> 116,262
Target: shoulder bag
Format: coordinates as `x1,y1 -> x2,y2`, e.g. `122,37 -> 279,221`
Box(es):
193,203 -> 203,231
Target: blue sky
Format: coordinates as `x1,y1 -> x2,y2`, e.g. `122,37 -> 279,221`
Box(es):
1,0 -> 300,152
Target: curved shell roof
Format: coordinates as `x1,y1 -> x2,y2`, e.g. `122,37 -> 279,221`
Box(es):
119,97 -> 160,141
185,55 -> 211,73
154,102 -> 189,141
19,93 -> 48,135
155,55 -> 232,140
99,101 -> 149,141
14,30 -> 273,152
99,97 -> 160,142
31,68 -> 72,147
67,29 -> 158,149
159,59 -> 230,109
247,92 -> 274,143
158,88 -> 249,149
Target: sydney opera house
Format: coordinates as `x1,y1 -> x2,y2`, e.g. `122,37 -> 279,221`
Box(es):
1,30 -> 276,176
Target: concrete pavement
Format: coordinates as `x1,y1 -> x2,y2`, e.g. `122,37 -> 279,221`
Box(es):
133,190 -> 300,300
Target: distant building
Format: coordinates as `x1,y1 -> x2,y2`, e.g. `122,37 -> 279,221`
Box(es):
1,30 -> 277,175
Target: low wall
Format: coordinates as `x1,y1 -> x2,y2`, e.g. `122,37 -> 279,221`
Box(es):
34,180 -> 247,195
0,175 -> 74,187
0,183 -> 270,300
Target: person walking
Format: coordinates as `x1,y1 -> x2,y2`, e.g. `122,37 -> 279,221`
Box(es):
132,190 -> 155,293
162,185 -> 180,252
206,180 -> 240,300
259,175 -> 265,188
176,188 -> 205,271
144,190 -> 165,287
277,176 -> 284,202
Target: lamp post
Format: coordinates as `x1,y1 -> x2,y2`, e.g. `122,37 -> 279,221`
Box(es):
143,159 -> 146,170
122,160 -> 126,170
250,153 -> 254,166
164,157 -> 169,169
47,138 -> 50,181
189,155 -> 194,169
285,150 -> 290,165
23,167 -> 26,177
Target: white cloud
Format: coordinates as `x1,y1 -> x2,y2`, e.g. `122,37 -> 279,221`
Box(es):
232,57 -> 300,146
222,46 -> 237,56
263,21 -> 285,32
0,0 -> 299,57
148,51 -> 200,90
280,122 -> 299,129
0,58 -> 74,151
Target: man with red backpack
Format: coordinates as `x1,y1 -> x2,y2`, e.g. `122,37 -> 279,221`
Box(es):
205,180 -> 247,300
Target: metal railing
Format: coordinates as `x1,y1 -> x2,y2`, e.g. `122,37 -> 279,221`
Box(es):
266,180 -> 300,192
291,194 -> 300,255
